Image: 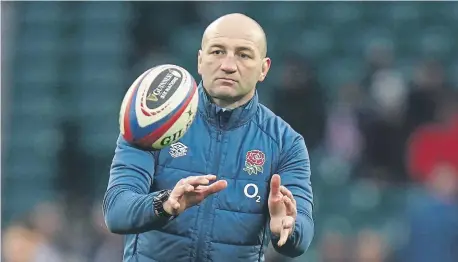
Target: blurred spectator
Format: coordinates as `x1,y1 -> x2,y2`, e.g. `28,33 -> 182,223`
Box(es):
361,39 -> 395,95
407,90 -> 458,183
403,163 -> 458,262
353,229 -> 388,262
3,202 -> 65,262
324,82 -> 364,165
3,219 -> 41,262
404,60 -> 450,134
369,69 -> 408,122
273,54 -> 327,152
319,231 -> 351,262
86,202 -> 123,262
55,120 -> 93,217
27,202 -> 65,262
358,43 -> 410,184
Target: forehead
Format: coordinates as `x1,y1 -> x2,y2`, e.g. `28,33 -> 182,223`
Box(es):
207,37 -> 257,51
204,25 -> 263,52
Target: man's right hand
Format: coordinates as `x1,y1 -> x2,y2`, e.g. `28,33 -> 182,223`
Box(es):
163,175 -> 227,216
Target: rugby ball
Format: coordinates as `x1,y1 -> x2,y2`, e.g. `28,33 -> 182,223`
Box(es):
119,64 -> 198,150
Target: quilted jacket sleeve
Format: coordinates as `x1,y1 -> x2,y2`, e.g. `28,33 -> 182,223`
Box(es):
102,135 -> 171,234
270,133 -> 314,257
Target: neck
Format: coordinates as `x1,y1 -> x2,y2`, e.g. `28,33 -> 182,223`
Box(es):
211,89 -> 255,110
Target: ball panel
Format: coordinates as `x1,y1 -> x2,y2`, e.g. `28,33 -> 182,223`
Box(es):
135,65 -> 191,128
137,81 -> 198,149
120,68 -> 153,136
152,84 -> 199,149
130,71 -> 196,142
122,68 -> 154,142
144,67 -> 183,110
119,84 -> 134,136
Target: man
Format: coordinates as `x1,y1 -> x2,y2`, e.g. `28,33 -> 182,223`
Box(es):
103,13 -> 314,262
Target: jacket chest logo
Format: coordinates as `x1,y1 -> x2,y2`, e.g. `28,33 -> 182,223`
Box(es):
243,150 -> 265,175
169,142 -> 188,158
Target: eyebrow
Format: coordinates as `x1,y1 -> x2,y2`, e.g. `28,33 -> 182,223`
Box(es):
208,44 -> 255,53
208,44 -> 226,50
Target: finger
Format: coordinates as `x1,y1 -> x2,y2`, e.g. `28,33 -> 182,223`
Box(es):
278,227 -> 289,247
282,216 -> 295,230
270,174 -> 281,197
280,186 -> 296,209
188,174 -> 217,185
186,177 -> 212,187
171,183 -> 186,197
278,217 -> 294,247
190,174 -> 216,181
205,174 -> 217,181
167,198 -> 181,210
280,186 -> 296,204
282,196 -> 297,217
201,180 -> 228,196
172,183 -> 194,198
177,178 -> 186,186
184,184 -> 195,192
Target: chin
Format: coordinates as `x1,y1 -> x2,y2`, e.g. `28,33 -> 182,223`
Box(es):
209,85 -> 237,98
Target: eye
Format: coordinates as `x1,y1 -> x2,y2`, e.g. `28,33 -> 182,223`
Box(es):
239,53 -> 251,59
211,50 -> 224,55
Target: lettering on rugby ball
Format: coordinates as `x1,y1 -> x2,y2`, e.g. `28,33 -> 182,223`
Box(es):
145,68 -> 183,109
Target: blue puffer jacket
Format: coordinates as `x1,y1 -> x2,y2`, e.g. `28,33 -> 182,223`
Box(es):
103,84 -> 314,262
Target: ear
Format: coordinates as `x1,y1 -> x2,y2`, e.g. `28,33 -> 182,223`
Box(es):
197,50 -> 203,76
258,57 -> 271,82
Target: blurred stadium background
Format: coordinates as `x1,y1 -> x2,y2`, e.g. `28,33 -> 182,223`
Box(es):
2,1 -> 458,262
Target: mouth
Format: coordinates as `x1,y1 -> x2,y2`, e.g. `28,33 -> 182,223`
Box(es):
216,77 -> 237,83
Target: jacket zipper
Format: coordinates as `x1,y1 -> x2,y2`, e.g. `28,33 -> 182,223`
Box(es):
195,129 -> 223,261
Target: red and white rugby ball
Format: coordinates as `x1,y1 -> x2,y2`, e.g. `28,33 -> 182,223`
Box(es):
119,64 -> 198,150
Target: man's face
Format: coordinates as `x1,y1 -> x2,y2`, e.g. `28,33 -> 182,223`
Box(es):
198,25 -> 270,105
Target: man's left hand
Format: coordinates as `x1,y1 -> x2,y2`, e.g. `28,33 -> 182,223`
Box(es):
268,174 -> 297,247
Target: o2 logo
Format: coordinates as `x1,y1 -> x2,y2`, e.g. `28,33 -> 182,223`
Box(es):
244,183 -> 261,203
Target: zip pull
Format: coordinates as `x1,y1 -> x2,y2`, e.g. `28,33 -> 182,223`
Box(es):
216,130 -> 222,142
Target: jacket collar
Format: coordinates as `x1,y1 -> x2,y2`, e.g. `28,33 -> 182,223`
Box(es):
197,82 -> 258,130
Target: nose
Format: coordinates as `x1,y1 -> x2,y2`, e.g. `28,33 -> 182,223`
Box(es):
220,55 -> 237,74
